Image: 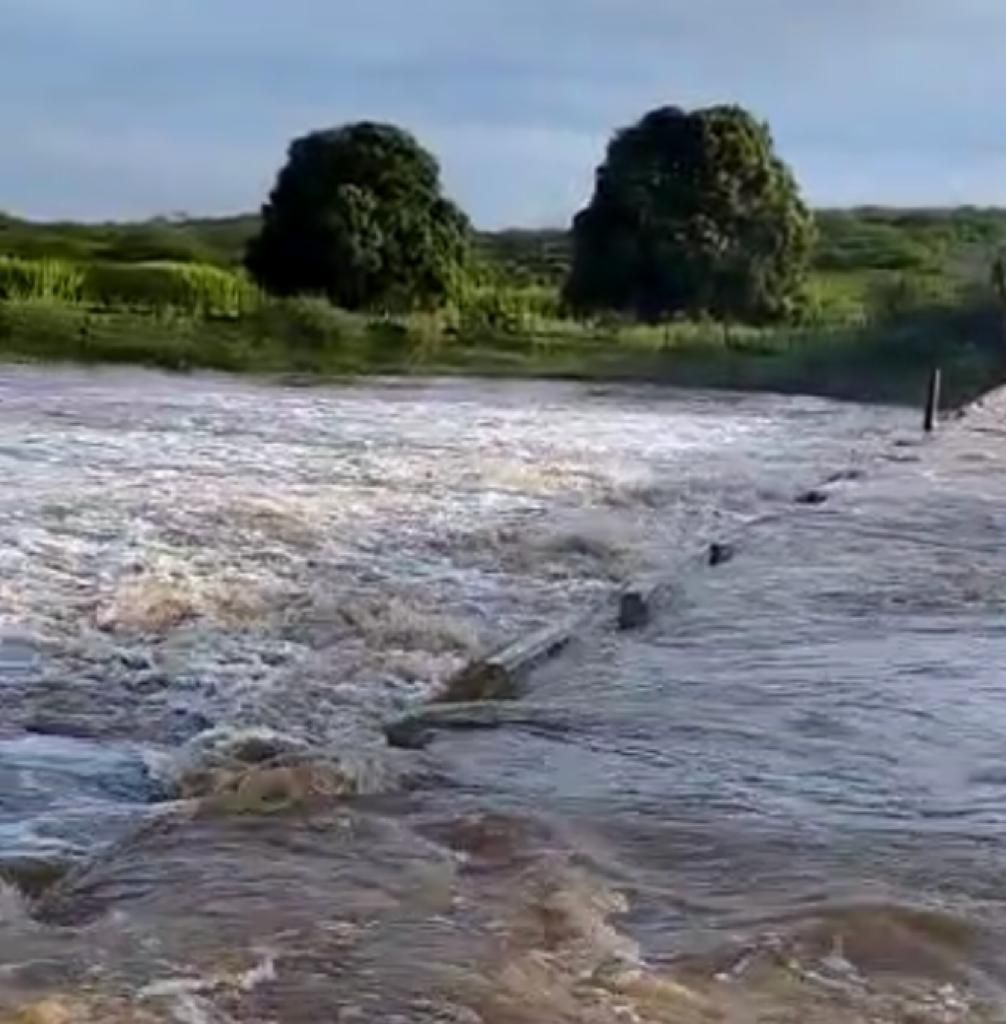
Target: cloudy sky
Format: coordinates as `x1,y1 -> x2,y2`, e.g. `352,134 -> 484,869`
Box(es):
3,0 -> 1004,226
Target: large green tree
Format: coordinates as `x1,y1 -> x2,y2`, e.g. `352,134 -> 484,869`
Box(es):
565,105 -> 815,322
246,122 -> 469,310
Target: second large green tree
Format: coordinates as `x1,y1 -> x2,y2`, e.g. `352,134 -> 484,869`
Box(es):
246,122 -> 469,310
565,105 -> 815,322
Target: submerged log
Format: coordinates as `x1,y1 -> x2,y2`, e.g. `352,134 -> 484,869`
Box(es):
386,701 -> 579,750
437,617 -> 582,704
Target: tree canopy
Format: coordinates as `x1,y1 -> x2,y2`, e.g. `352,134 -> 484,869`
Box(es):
245,122 -> 469,310
564,105 -> 815,322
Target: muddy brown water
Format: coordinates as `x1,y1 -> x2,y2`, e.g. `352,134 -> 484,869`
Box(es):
0,367 -> 1004,1021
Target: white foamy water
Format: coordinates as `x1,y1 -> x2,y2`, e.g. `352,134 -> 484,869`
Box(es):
0,369 -> 905,768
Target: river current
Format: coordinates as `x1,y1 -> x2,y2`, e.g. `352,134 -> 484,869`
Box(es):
0,366 -> 1003,1022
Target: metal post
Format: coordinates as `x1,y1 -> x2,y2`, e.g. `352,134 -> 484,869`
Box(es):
924,367 -> 941,433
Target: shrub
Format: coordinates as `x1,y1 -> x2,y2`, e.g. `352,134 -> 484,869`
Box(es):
865,273 -> 958,324
454,283 -> 561,337
246,122 -> 470,310
365,317 -> 412,350
249,295 -> 355,349
799,274 -> 870,326
566,104 -> 814,322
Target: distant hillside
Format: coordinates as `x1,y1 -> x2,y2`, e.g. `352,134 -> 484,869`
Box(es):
0,213 -> 259,267
472,228 -> 571,284
814,207 -> 1006,279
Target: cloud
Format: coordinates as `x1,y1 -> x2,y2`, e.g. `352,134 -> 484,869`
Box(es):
3,0 -> 1006,225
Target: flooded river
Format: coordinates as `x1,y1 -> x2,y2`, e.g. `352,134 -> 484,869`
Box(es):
0,367 -> 1003,1022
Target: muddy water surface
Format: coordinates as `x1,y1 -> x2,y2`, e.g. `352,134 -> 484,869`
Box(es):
3,367 -> 1002,1022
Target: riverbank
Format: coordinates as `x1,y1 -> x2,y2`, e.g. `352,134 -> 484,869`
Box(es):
1,296 -> 1004,407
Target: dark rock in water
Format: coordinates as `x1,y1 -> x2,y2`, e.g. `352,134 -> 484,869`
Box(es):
618,592 -> 650,631
795,489 -> 829,506
709,542 -> 735,567
385,721 -> 435,750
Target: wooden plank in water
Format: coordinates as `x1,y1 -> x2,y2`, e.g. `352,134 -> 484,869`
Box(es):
386,701 -> 561,749
437,616 -> 585,704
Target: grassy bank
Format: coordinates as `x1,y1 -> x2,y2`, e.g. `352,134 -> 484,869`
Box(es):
1,292 -> 1003,408
3,211 -> 1006,407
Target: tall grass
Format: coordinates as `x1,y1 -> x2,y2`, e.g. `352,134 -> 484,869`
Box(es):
83,261 -> 259,317
1,255 -> 260,316
0,257 -> 85,302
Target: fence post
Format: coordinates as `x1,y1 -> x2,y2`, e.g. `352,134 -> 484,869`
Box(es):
923,367 -> 941,433
993,255 -> 1006,348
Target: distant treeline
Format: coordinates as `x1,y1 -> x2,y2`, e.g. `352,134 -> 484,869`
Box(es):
3,205 -> 1005,286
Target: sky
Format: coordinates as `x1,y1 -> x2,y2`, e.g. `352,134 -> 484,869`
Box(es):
3,0 -> 1005,227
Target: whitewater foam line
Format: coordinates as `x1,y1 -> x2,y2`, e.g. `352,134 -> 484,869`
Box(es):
389,430 -> 914,744
384,506 -> 786,748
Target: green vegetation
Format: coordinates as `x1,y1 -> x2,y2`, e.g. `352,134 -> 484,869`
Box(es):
0,256 -> 85,302
82,261 -> 258,316
1,111 -> 1005,406
245,123 -> 469,310
0,293 -> 999,407
0,256 -> 258,314
566,105 -> 814,322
